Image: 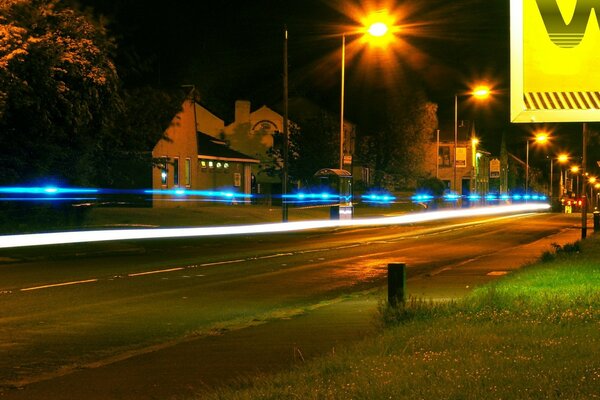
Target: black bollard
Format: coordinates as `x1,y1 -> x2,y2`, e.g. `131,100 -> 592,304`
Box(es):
387,263 -> 406,306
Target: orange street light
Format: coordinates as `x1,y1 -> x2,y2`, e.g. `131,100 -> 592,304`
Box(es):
557,153 -> 569,164
340,16 -> 395,170
556,153 -> 569,197
472,86 -> 491,99
453,84 -> 493,194
367,22 -> 389,37
526,131 -> 551,195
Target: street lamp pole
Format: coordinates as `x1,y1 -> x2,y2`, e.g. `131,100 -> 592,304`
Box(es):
453,94 -> 458,194
550,157 -> 553,200
526,132 -> 549,196
526,139 -> 530,195
339,34 -> 346,171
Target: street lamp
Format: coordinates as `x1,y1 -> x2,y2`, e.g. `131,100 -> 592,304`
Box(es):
471,137 -> 479,195
340,19 -> 393,170
570,165 -> 580,194
525,132 -> 549,195
453,85 -> 491,195
557,153 -> 569,197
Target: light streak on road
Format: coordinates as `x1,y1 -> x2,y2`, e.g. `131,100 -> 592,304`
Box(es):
0,204 -> 550,249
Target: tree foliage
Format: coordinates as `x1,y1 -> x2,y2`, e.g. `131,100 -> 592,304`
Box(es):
358,89 -> 438,189
267,111 -> 338,185
0,0 -> 122,185
0,0 -> 183,187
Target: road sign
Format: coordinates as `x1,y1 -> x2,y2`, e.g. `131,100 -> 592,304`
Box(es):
511,0 -> 600,122
490,158 -> 501,178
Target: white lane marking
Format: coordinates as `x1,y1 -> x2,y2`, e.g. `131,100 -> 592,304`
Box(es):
200,259 -> 246,267
128,267 -> 184,277
20,279 -> 99,292
256,253 -> 294,259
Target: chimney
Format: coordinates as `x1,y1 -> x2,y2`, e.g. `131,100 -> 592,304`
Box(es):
235,100 -> 251,125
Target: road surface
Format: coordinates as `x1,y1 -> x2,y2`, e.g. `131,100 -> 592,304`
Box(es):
0,212 -> 583,398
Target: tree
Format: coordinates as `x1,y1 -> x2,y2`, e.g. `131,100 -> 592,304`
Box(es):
267,111 -> 338,185
0,0 -> 121,185
358,89 -> 438,189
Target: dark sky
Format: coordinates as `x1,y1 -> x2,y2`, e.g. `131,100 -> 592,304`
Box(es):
78,0 -> 588,162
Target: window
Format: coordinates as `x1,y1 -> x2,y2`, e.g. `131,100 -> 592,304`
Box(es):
201,160 -> 207,171
439,146 -> 451,167
223,162 -> 229,169
173,158 -> 179,186
160,158 -> 168,186
208,161 -> 214,168
185,158 -> 191,186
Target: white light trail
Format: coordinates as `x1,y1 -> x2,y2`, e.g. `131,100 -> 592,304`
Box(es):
0,204 -> 550,249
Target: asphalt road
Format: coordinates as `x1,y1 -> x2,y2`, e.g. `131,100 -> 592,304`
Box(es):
0,212 -> 583,398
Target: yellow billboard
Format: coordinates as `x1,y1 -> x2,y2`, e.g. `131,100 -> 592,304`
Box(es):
511,0 -> 600,122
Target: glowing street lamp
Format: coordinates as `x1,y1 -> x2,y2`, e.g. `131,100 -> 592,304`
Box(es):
471,137 -> 480,195
339,17 -> 393,170
570,165 -> 581,194
556,153 -> 569,197
525,132 -> 550,195
453,85 -> 491,195
368,22 -> 389,37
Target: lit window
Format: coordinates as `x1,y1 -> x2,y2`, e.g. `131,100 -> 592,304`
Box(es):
161,165 -> 168,185
216,162 -> 222,168
201,160 -> 207,169
208,161 -> 214,168
224,163 -> 229,169
185,158 -> 191,186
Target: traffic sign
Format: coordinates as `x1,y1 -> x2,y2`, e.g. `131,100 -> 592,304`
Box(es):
511,0 -> 600,122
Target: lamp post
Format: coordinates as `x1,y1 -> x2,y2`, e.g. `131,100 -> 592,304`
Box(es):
571,165 -> 580,194
525,132 -> 549,195
453,86 -> 490,195
339,20 -> 391,170
557,153 -> 569,198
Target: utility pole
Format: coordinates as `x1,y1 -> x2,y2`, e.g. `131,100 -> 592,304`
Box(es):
282,26 -> 289,222
581,123 -> 588,239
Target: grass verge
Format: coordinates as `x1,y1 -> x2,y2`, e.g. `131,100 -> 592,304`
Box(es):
203,238 -> 600,399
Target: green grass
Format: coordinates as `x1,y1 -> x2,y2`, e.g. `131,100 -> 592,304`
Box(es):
203,238 -> 600,399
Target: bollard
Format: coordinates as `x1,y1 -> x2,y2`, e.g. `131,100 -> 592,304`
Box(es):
387,263 -> 406,306
594,211 -> 600,233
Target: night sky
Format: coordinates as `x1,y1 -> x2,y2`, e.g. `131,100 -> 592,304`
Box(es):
77,0 -> 587,162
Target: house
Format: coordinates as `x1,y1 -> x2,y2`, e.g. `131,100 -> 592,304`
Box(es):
424,120 -> 488,196
151,97 -> 259,207
222,100 -> 285,197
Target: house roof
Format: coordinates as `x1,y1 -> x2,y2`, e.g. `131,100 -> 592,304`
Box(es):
197,132 -> 259,163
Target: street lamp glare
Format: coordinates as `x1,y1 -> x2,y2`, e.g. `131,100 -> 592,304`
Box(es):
534,132 -> 549,144
571,166 -> 580,173
557,154 -> 569,163
472,86 -> 491,99
367,22 -> 389,37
